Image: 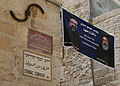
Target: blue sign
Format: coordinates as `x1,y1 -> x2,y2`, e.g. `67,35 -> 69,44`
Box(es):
62,8 -> 115,68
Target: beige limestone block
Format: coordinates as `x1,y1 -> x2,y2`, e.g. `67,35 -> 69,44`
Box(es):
0,53 -> 12,66
0,33 -> 1,49
15,25 -> 28,48
1,35 -> 14,52
115,27 -> 120,48
115,48 -> 120,64
0,81 -> 29,86
0,21 -> 16,36
95,73 -> 114,86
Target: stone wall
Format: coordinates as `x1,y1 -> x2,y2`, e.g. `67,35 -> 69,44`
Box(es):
92,8 -> 120,86
0,0 -> 62,86
1,0 -> 120,86
60,47 -> 93,86
61,0 -> 120,86
63,0 -> 90,19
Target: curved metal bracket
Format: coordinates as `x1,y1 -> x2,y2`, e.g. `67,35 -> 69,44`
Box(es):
10,3 -> 45,22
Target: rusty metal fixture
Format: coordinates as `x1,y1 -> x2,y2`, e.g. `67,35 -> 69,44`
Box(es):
10,3 -> 45,22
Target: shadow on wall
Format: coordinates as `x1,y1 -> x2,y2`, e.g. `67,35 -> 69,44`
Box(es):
90,0 -> 120,18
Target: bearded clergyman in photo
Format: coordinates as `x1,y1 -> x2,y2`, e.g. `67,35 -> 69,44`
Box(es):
68,18 -> 80,51
96,33 -> 114,68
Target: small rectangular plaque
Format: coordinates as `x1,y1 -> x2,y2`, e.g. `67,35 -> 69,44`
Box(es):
23,51 -> 52,80
28,29 -> 53,54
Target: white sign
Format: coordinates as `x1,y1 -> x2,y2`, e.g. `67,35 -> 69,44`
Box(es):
23,51 -> 51,80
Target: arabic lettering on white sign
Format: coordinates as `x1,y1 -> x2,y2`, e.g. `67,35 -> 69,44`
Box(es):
23,51 -> 51,80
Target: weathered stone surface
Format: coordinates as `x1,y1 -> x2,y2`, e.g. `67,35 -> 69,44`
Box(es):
0,81 -> 30,86
63,0 -> 88,11
47,0 -> 63,5
0,0 -> 62,86
15,25 -> 28,48
0,53 -> 12,66
0,21 -> 16,36
95,73 -> 115,86
0,33 -> 1,49
114,25 -> 120,48
1,0 -> 120,86
1,35 -> 14,52
79,81 -> 93,86
63,0 -> 90,19
115,48 -> 120,64
60,47 -> 92,86
61,0 -> 120,86
115,71 -> 120,81
93,8 -> 120,24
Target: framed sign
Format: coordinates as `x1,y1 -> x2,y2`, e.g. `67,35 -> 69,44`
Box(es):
23,51 -> 52,80
28,29 -> 53,55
